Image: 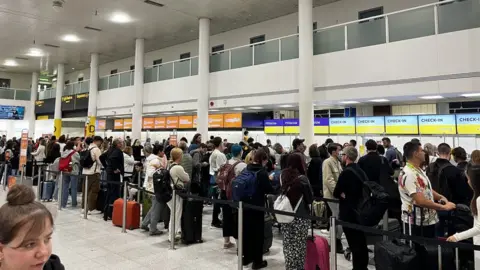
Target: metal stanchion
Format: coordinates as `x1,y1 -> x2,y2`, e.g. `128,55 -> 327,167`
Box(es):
137,172 -> 143,222
20,164 -> 25,184
170,189 -> 177,250
330,216 -> 337,270
121,176 -> 127,233
455,248 -> 459,270
382,211 -> 389,241
58,171 -> 63,210
3,162 -> 8,190
37,166 -> 42,201
438,246 -> 442,270
83,175 -> 89,219
237,201 -> 244,270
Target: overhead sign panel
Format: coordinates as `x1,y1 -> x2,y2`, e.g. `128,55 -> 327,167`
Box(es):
314,118 -> 329,134
456,114 -> 480,134
178,116 -> 193,129
419,114 -> 456,135
166,116 -> 179,129
356,116 -> 385,134
385,116 -> 419,134
329,117 -> 355,134
123,119 -> 132,129
283,119 -> 299,134
223,113 -> 242,128
264,119 -> 284,134
154,117 -> 166,129
114,119 -> 124,130
209,114 -> 224,128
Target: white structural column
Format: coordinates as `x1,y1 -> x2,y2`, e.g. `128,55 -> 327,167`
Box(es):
28,72 -> 38,138
54,63 -> 65,138
197,18 -> 210,140
298,0 -> 314,147
132,39 -> 145,140
86,53 -> 99,137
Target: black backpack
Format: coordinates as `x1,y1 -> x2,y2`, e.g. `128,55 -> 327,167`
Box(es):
426,162 -> 453,196
349,167 -> 390,226
153,164 -> 176,203
79,148 -> 94,169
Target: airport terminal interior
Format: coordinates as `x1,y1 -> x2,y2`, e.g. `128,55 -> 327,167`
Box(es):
1,0 -> 480,269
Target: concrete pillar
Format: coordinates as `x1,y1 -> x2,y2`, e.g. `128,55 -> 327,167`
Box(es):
86,53 -> 99,137
298,0 -> 314,146
54,63 -> 64,138
132,39 -> 145,140
197,18 -> 210,141
28,72 -> 38,138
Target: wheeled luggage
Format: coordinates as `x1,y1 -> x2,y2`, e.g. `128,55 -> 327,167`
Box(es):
41,181 -> 55,201
112,199 -> 141,230
305,234 -> 330,270
424,242 -> 455,270
181,198 -> 203,244
263,218 -> 274,253
96,187 -> 107,212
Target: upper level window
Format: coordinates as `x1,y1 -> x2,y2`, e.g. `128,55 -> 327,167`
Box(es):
153,59 -> 162,66
250,35 -> 265,45
65,80 -> 70,85
77,77 -> 83,82
130,65 -> 135,70
110,69 -> 118,75
212,45 -> 225,53
297,22 -> 318,33
358,7 -> 384,22
180,53 -> 191,59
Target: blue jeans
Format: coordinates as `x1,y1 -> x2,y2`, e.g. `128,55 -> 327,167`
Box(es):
61,175 -> 78,208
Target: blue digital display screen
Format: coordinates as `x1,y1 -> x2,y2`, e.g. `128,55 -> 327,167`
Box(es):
0,106 -> 25,120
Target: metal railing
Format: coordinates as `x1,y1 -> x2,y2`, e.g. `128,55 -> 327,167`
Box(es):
0,87 -> 31,101
64,80 -> 90,96
144,56 -> 199,84
99,70 -> 135,91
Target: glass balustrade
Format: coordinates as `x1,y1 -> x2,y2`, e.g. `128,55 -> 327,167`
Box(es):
99,77 -> 108,91
210,52 -> 229,72
174,60 -> 191,78
159,62 -> 174,81
438,0 -> 480,34
281,35 -> 299,61
389,7 -> 435,42
254,40 -> 280,65
231,46 -> 253,69
314,27 -> 345,55
81,81 -> 89,93
108,74 -> 119,89
191,57 -> 198,76
16,90 -> 30,101
348,18 -> 386,49
0,88 -> 15,100
120,72 -> 133,87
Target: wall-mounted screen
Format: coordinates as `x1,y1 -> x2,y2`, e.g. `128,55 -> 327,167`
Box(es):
385,116 -> 419,134
264,119 -> 284,134
329,117 -> 355,134
0,105 -> 25,120
419,115 -> 456,135
314,118 -> 329,134
283,119 -> 299,134
356,116 -> 385,134
456,114 -> 480,135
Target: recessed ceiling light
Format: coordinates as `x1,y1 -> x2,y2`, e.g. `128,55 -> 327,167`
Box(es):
209,109 -> 220,112
110,12 -> 132,24
175,111 -> 184,114
249,107 -> 263,110
72,68 -> 75,70
340,101 -> 360,104
26,48 -> 44,57
369,99 -> 389,102
3,60 -> 18,67
279,104 -> 294,108
163,112 -> 173,115
232,108 -> 244,111
62,34 -> 80,42
461,93 -> 480,97
419,95 -> 443,100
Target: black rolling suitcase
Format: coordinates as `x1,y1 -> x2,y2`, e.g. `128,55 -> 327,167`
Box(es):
181,198 -> 203,244
96,187 -> 107,212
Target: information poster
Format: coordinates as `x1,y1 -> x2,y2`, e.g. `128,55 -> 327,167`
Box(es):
264,119 -> 284,134
19,129 -> 28,173
329,117 -> 355,134
154,117 -> 166,129
179,116 -> 193,129
96,120 -> 106,130
283,119 -> 299,134
356,116 -> 385,134
223,113 -> 242,128
142,118 -> 154,129
123,119 -> 132,129
385,116 -> 419,134
114,119 -> 124,130
456,114 -> 480,134
166,116 -> 179,129
314,118 -> 329,134
419,115 -> 456,135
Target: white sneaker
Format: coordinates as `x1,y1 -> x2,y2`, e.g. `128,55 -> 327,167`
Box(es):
90,210 -> 102,215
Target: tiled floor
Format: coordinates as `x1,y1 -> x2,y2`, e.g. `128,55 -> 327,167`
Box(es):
2,188 -> 376,270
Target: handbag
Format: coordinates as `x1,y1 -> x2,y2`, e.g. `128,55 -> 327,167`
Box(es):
273,175 -> 303,223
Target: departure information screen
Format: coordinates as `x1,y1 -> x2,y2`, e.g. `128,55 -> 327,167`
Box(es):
418,115 -> 456,135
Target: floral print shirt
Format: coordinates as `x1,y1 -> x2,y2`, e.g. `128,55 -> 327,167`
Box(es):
399,163 -> 439,226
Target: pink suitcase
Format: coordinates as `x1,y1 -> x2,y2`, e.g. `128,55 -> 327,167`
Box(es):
305,234 -> 330,270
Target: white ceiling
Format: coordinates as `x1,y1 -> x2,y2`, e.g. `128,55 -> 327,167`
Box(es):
0,0 -> 337,74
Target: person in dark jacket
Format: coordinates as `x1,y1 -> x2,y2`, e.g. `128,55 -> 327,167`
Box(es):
358,139 -> 393,184
453,146 -> 468,172
334,146 -> 369,270
241,149 -> 273,269
307,144 -> 323,197
318,138 -> 333,160
132,139 -> 143,162
281,153 -> 314,270
104,138 -> 124,221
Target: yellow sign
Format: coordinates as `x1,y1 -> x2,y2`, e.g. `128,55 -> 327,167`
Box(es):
85,116 -> 95,137
37,115 -> 49,120
54,119 -> 62,138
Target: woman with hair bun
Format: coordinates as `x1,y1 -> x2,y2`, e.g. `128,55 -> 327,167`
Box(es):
0,184 -> 64,270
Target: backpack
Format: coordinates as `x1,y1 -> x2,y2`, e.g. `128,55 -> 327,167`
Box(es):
232,169 -> 258,201
216,161 -> 241,191
274,194 -> 303,224
79,148 -> 94,169
153,164 -> 176,203
59,151 -> 75,172
394,148 -> 403,164
349,167 -> 389,226
426,162 -> 453,195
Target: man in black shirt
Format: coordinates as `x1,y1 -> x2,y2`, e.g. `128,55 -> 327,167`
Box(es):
358,139 -> 393,184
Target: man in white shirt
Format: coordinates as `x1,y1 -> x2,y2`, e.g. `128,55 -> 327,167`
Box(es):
209,137 -> 227,228
82,136 -> 103,215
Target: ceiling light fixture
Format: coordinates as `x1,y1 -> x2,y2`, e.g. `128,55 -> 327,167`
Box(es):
369,99 -> 389,103
419,95 -> 443,100
340,101 -> 360,104
27,48 -> 44,57
279,104 -> 294,108
232,108 -> 244,111
3,60 -> 18,67
110,12 -> 132,24
163,112 -> 173,115
62,34 -> 80,42
249,107 -> 263,110
209,109 -> 220,112
461,93 -> 480,97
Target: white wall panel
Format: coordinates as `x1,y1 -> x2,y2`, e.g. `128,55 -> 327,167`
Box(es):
0,72 -> 32,89
96,86 -> 134,116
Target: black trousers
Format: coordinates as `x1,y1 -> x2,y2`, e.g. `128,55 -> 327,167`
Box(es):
343,226 -> 369,270
242,209 -> 264,264
103,173 -> 121,220
220,190 -> 236,238
211,185 -> 221,224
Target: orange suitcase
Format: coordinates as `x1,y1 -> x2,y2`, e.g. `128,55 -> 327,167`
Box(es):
112,199 -> 140,230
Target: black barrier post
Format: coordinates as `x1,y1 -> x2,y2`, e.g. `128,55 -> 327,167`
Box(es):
330,216 -> 337,270
170,189 -> 176,250
58,171 -> 63,211
83,176 -> 88,220
37,166 -> 42,201
137,172 -> 143,223
122,176 -> 127,233
21,164 -> 25,184
237,201 -> 243,270
3,162 -> 7,190
382,211 -> 389,241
